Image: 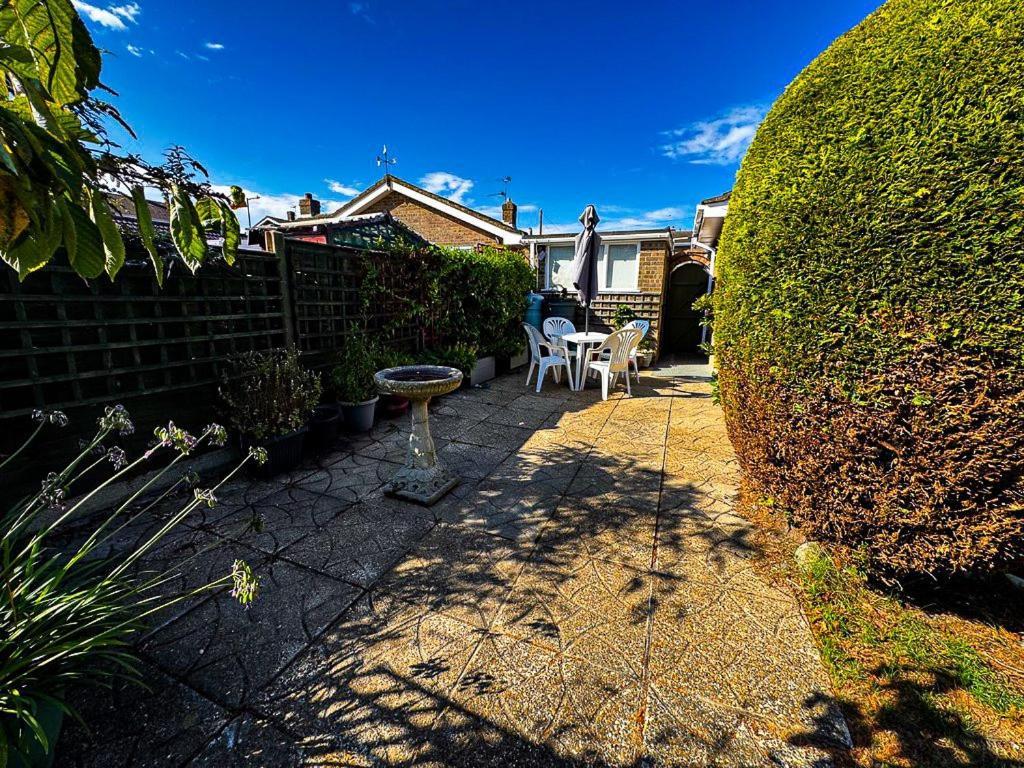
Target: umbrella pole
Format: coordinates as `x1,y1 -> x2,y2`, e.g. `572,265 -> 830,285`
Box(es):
584,302 -> 589,333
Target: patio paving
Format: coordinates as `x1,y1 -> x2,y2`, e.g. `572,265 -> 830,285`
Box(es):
55,365 -> 848,767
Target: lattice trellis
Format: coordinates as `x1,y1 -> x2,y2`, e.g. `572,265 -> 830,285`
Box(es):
0,251 -> 286,457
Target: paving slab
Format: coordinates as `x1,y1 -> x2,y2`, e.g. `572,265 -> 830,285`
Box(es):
141,557 -> 362,708
55,369 -> 843,767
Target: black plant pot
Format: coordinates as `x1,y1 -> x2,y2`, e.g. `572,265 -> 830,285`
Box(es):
240,427 -> 307,478
339,396 -> 378,433
309,405 -> 342,453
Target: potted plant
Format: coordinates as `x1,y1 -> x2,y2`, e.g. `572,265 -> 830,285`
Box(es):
309,401 -> 342,454
220,347 -> 321,477
329,334 -> 380,432
423,344 -> 478,387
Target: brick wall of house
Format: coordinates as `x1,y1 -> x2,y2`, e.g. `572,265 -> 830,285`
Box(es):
638,240 -> 669,294
534,238 -> 672,359
361,192 -> 499,247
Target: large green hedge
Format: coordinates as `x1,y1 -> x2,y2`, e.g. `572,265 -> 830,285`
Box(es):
714,0 -> 1024,576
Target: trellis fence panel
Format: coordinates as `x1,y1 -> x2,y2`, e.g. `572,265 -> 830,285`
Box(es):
0,238 -> 418,488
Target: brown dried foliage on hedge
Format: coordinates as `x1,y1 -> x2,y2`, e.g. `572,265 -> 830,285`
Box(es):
720,343 -> 1024,576
713,0 -> 1024,577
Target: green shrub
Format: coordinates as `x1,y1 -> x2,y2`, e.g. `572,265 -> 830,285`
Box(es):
428,246 -> 534,358
422,343 -> 478,379
714,0 -> 1024,576
358,243 -> 533,361
328,333 -> 381,404
219,348 -> 321,440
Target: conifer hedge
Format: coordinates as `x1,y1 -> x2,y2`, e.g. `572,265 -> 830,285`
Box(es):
714,0 -> 1024,576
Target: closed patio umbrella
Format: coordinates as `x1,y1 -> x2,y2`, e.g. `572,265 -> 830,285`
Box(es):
571,205 -> 601,332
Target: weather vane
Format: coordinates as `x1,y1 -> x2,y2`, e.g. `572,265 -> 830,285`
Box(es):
376,145 -> 397,177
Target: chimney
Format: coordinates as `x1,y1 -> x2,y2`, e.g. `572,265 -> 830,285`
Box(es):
299,192 -> 320,217
502,198 -> 517,229
286,210 -> 296,221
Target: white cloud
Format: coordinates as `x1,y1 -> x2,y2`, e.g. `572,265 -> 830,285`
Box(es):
205,42 -> 225,50
419,172 -> 474,204
73,0 -> 139,30
111,3 -> 140,21
324,179 -> 360,197
541,205 -> 691,234
662,105 -> 767,165
126,43 -> 143,57
210,185 -> 346,230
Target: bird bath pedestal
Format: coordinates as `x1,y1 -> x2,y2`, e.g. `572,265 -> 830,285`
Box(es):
374,365 -> 463,505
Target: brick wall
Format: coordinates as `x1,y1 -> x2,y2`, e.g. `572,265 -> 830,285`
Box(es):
638,240 -> 669,294
362,192 -> 499,247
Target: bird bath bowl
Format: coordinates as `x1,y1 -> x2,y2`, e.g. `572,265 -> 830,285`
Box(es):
375,365 -> 463,505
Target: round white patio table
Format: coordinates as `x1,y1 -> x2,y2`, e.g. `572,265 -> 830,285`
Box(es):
560,331 -> 608,391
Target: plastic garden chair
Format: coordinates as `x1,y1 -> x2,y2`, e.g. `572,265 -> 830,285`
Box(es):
542,317 -> 577,362
584,327 -> 643,400
622,318 -> 650,381
523,323 -> 571,393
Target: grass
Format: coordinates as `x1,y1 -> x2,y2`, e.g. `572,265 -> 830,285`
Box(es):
734,489 -> 1024,766
796,545 -> 1024,766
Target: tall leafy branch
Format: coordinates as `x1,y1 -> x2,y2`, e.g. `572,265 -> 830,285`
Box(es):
0,0 -> 239,284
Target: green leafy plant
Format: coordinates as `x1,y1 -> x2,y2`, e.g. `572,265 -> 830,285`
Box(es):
0,0 -> 239,283
373,345 -> 414,371
0,408 -> 262,764
219,348 -> 321,440
329,333 -> 380,404
422,343 -> 478,379
355,242 -> 533,360
611,304 -> 638,328
714,0 -> 1024,576
611,304 -> 654,353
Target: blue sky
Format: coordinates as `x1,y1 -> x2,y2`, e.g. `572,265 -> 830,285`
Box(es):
78,0 -> 882,232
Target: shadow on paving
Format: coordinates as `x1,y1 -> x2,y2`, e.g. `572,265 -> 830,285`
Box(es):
53,370 -> 845,767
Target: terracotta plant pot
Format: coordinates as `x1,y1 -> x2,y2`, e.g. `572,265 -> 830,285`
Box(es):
309,405 -> 342,453
340,396 -> 378,433
240,427 -> 307,478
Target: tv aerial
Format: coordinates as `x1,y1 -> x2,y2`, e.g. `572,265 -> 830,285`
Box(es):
489,175 -> 512,200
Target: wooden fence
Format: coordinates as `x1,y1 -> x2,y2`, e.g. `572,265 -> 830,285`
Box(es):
0,237 -> 417,486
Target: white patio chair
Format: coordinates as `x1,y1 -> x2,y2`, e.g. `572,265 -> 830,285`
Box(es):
542,317 -> 577,361
523,323 -> 571,393
622,318 -> 650,382
584,327 -> 643,400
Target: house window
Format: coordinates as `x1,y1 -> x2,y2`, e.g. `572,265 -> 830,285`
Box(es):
545,245 -> 576,292
544,241 -> 641,292
601,243 -> 640,291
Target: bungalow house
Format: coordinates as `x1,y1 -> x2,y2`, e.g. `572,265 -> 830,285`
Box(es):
250,175 -> 526,250
524,191 -> 729,359
252,174 -> 728,360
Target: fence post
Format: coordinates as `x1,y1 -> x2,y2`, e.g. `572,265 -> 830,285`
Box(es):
271,232 -> 297,347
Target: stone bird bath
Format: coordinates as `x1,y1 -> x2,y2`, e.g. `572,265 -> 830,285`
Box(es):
374,365 -> 463,505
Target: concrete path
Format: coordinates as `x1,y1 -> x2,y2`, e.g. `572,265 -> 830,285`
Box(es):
56,368 -> 845,767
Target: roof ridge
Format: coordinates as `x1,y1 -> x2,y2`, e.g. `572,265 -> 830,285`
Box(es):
336,174 -> 523,234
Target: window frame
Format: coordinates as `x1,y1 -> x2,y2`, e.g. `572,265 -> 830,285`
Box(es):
542,240 -> 642,293
598,242 -> 641,293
